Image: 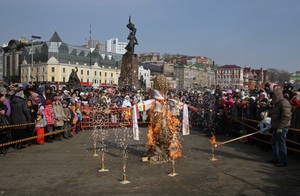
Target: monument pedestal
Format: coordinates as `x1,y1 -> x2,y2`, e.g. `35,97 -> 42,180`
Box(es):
118,53 -> 139,91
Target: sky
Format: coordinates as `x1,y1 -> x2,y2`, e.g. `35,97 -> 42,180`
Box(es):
1,0 -> 300,72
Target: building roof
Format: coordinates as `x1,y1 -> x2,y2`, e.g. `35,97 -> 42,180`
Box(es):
218,64 -> 241,69
49,31 -> 63,42
139,62 -> 163,73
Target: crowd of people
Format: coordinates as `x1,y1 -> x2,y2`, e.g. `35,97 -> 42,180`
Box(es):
0,81 -> 299,165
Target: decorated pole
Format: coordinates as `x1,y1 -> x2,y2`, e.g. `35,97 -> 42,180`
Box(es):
209,135 -> 219,161
98,148 -> 109,172
93,141 -> 99,157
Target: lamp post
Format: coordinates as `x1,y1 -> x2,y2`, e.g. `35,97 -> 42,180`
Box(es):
29,35 -> 41,83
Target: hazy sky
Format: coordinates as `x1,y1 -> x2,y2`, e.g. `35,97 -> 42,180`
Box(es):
1,0 -> 299,72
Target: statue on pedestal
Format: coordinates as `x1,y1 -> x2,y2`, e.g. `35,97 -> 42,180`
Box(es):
118,15 -> 139,91
67,67 -> 81,90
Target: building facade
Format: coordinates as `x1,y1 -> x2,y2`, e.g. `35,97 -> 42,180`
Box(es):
105,38 -> 127,55
138,65 -> 151,89
2,32 -> 122,88
217,65 -> 244,90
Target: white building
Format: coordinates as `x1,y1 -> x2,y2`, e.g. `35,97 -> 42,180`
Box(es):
105,38 -> 127,54
138,65 -> 151,89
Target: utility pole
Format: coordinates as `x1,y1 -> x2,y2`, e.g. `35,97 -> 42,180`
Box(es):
29,35 -> 41,83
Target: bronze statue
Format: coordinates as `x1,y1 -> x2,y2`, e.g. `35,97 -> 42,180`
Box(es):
67,67 -> 81,90
125,15 -> 138,54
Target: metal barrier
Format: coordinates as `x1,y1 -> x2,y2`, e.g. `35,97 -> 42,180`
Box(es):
81,106 -> 133,130
227,115 -> 300,153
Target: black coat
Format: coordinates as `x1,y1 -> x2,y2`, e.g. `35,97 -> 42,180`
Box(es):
10,95 -> 31,129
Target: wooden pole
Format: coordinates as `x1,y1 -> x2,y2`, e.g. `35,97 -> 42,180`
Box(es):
218,130 -> 261,146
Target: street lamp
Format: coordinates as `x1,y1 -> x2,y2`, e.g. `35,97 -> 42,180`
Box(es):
29,35 -> 41,83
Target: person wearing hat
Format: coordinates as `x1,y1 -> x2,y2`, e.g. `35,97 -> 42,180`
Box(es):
61,100 -> 73,139
45,85 -> 55,102
0,93 -> 10,154
44,100 -> 55,142
267,88 -> 292,167
10,88 -> 31,149
52,96 -> 65,141
0,87 -> 11,118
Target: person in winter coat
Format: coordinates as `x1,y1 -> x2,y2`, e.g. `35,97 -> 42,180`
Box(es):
52,96 -> 65,141
36,85 -> 46,106
61,100 -> 73,139
10,88 -> 31,149
0,93 -> 9,154
45,85 -> 55,102
44,100 -> 55,143
267,88 -> 292,167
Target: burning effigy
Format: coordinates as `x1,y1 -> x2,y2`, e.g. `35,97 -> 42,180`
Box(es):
132,75 -> 190,164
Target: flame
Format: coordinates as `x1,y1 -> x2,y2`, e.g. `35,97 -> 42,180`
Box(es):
147,105 -> 182,160
209,134 -> 219,146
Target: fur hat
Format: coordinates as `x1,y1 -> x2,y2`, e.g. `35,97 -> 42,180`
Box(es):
46,100 -> 53,105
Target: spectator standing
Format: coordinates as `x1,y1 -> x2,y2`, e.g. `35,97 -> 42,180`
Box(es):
52,96 -> 65,141
44,100 -> 55,143
45,85 -> 55,101
0,93 -> 9,154
37,85 -> 46,106
61,100 -> 73,139
0,87 -> 11,119
10,87 -> 31,149
268,88 -> 292,167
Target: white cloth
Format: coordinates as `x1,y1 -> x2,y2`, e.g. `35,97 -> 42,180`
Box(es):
132,104 -> 139,140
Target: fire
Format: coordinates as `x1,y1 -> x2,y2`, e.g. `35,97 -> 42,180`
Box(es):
146,105 -> 182,161
166,110 -> 182,160
209,134 -> 218,147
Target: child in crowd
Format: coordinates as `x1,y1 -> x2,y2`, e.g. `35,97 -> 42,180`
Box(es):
44,100 -> 55,143
258,111 -> 271,134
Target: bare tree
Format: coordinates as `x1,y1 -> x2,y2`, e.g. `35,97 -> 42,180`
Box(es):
267,68 -> 291,85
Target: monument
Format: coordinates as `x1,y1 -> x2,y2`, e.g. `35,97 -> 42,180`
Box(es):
118,16 -> 139,92
67,67 -> 81,91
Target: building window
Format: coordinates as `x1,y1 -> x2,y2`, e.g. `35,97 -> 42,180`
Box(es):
111,73 -> 113,77
87,79 -> 89,82
81,70 -> 83,75
94,79 -> 97,83
63,68 -> 66,73
100,72 -> 101,76
51,67 -> 55,72
87,70 -> 89,75
63,77 -> 65,82
105,72 -> 107,77
51,77 -> 55,82
94,71 -> 97,76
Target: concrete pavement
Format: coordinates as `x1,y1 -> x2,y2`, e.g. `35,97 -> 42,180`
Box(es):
0,127 -> 299,195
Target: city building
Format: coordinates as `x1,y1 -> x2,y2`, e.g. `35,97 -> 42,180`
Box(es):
2,32 -> 122,88
217,65 -> 244,90
243,67 -> 268,90
105,38 -> 127,55
138,65 -> 151,89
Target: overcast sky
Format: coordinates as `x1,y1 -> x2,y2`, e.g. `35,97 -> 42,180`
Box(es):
1,0 -> 299,72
